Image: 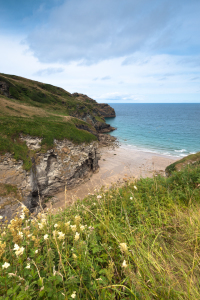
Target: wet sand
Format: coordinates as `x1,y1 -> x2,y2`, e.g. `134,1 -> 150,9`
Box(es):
49,145 -> 178,210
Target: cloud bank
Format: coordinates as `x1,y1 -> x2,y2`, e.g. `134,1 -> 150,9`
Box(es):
26,0 -> 200,65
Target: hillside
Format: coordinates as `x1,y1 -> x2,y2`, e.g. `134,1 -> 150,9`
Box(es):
0,73 -> 115,168
1,158 -> 200,299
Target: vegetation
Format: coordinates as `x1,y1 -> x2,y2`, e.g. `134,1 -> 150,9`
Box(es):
1,162 -> 200,299
166,152 -> 200,175
0,73 -> 103,170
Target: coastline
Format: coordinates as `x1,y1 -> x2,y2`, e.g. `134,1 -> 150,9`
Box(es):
49,143 -> 178,211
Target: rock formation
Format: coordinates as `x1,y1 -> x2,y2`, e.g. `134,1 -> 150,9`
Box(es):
0,136 -> 100,220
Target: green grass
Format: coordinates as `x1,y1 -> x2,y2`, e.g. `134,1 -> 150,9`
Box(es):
0,116 -> 97,170
1,163 -> 200,299
166,152 -> 200,175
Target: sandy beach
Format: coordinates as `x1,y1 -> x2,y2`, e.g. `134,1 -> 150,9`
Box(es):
50,144 -> 178,210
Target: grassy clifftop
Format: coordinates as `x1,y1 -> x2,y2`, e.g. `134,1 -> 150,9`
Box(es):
0,73 -> 115,169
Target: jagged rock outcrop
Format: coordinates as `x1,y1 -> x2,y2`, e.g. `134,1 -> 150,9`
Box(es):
97,103 -> 116,118
72,93 -> 116,133
0,136 -> 100,220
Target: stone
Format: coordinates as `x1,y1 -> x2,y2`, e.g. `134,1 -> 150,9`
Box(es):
0,136 -> 100,220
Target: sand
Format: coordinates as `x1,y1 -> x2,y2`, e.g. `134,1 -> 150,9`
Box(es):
49,145 -> 178,211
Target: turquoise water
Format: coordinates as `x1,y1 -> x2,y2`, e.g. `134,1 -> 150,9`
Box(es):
105,103 -> 200,158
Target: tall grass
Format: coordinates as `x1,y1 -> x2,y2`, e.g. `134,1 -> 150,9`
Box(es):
1,163 -> 200,299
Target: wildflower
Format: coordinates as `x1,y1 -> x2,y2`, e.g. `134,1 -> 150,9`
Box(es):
74,232 -> 80,241
72,253 -> 77,259
1,232 -> 6,236
80,225 -> 85,231
122,260 -> 127,268
2,262 -> 10,269
97,195 -> 102,199
38,223 -> 44,229
44,234 -> 49,240
0,216 -> 3,220
20,213 -> 25,220
15,246 -> 25,257
54,224 -> 58,228
65,221 -> 70,226
27,234 -> 32,238
70,225 -> 77,232
96,278 -> 102,281
119,243 -> 128,253
25,263 -> 31,269
71,291 -> 76,299
41,218 -> 46,224
130,197 -> 133,200
134,185 -> 137,190
58,232 -> 65,240
35,250 -> 38,254
93,203 -> 96,206
13,244 -> 20,251
75,215 -> 81,224
18,231 -> 23,239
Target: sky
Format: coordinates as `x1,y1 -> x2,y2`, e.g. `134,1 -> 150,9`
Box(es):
0,0 -> 200,103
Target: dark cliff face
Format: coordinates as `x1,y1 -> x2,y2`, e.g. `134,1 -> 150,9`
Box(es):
71,93 -> 116,133
97,103 -> 116,118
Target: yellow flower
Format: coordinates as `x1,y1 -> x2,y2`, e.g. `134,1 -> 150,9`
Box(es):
72,253 -> 77,259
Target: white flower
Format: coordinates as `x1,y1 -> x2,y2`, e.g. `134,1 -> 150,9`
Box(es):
41,218 -> 46,224
71,291 -> 76,299
18,231 -> 23,239
80,225 -> 85,231
93,203 -> 96,206
122,260 -> 127,268
134,185 -> 137,190
44,234 -> 49,240
72,253 -> 77,259
58,232 -> 65,240
54,224 -> 58,228
25,263 -> 31,269
20,213 -> 25,220
2,262 -> 10,269
35,250 -> 38,254
1,231 -> 6,236
75,215 -> 81,224
74,232 -> 80,241
38,223 -> 44,229
119,243 -> 128,253
130,197 -> 133,200
27,234 -> 32,238
65,221 -> 70,226
13,244 -> 20,251
15,246 -> 25,256
0,216 -> 3,220
70,225 -> 77,232
97,195 -> 102,199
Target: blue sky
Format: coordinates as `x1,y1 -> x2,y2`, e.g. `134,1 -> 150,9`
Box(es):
0,0 -> 200,103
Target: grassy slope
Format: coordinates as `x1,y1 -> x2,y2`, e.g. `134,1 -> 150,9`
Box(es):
0,73 -> 99,170
1,162 -> 200,299
166,152 -> 200,175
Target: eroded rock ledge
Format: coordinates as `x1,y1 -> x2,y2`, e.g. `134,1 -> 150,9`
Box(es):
0,136 -> 100,220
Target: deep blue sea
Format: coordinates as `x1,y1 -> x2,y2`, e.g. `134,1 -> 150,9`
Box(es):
105,104 -> 200,158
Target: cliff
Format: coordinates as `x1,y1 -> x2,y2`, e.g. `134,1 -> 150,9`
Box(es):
0,73 -> 116,219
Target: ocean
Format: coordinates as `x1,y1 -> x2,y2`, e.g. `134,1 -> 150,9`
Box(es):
105,103 -> 200,158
